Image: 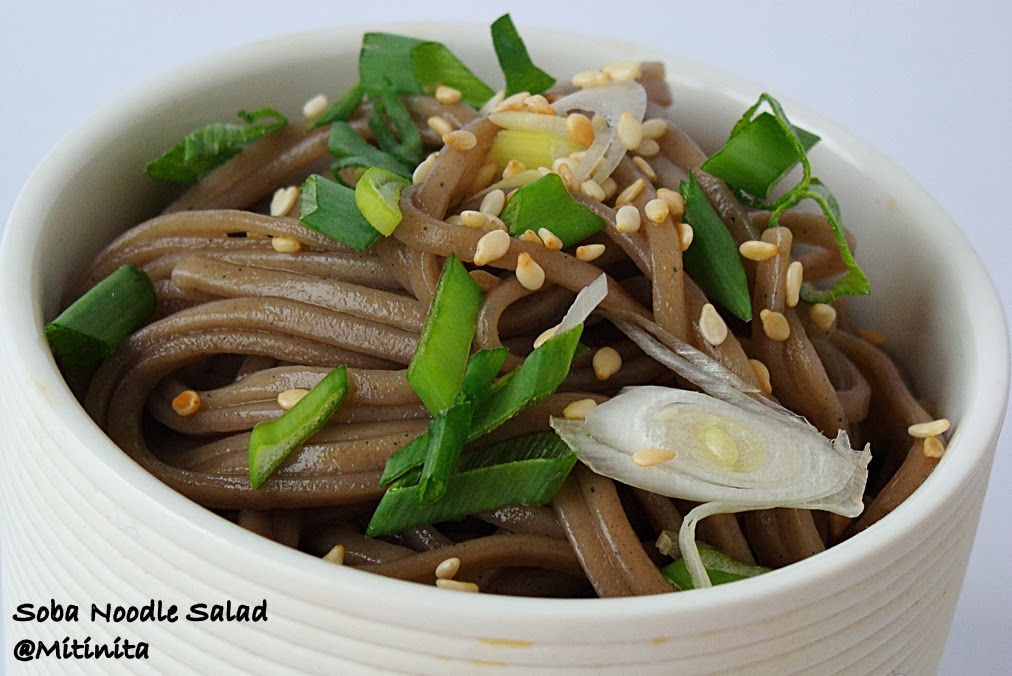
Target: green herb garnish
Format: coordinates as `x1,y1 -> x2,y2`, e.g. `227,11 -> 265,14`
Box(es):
660,545 -> 770,590
491,14 -> 555,97
44,264 -> 155,367
354,167 -> 411,236
308,82 -> 364,131
500,173 -> 605,247
146,108 -> 287,184
680,173 -> 753,321
366,432 -> 577,537
299,174 -> 381,251
329,122 -> 413,183
248,365 -> 348,490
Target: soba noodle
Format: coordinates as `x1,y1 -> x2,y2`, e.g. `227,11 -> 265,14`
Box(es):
57,49 -> 946,598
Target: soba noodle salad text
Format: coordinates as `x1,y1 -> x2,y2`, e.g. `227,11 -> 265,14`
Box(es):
47,15 -> 950,595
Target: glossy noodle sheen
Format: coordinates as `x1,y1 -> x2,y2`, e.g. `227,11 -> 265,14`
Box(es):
61,61 -> 943,598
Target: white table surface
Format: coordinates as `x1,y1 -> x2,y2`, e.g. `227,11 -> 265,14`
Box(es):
2,1 -> 1009,673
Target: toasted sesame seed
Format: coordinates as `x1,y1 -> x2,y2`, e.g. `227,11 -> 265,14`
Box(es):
412,152 -> 439,185
435,557 -> 461,580
323,544 -> 345,565
519,229 -> 543,244
632,448 -> 676,466
632,156 -> 657,182
636,138 -> 660,157
435,84 -> 463,104
602,60 -> 642,82
576,243 -> 606,261
534,324 -> 560,349
656,188 -> 685,221
644,198 -> 670,224
677,222 -> 694,251
516,253 -> 545,290
473,229 -> 511,266
580,179 -> 606,202
600,177 -> 618,199
302,93 -> 329,120
748,359 -> 773,395
615,178 -> 646,206
617,110 -> 644,151
469,160 -> 498,194
538,228 -> 564,251
502,159 -> 526,179
427,115 -> 454,137
908,418 -> 951,438
593,346 -> 623,380
479,189 -> 506,217
640,118 -> 668,139
272,237 -> 302,254
563,398 -> 599,420
460,210 -> 489,229
616,205 -> 642,233
495,91 -> 531,112
171,390 -> 202,417
859,328 -> 887,347
566,112 -> 595,147
524,94 -> 556,115
277,388 -> 310,410
443,129 -> 477,152
435,579 -> 480,593
922,436 -> 946,459
699,303 -> 728,346
270,186 -> 299,217
446,215 -> 464,226
786,261 -> 804,307
537,166 -> 552,176
556,161 -> 579,191
739,240 -> 779,261
572,70 -> 610,88
810,303 -> 837,331
485,215 -> 507,232
760,309 -> 791,341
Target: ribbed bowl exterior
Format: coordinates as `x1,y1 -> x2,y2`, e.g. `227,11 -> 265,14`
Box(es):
1,24 -> 1006,674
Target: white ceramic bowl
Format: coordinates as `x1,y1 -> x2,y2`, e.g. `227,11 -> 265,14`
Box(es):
1,24 -> 1007,674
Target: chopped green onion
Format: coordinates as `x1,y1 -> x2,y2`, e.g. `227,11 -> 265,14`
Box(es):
660,545 -> 770,590
702,112 -> 819,200
299,174 -> 381,251
366,431 -> 577,537
359,32 -> 494,108
248,365 -> 348,490
367,88 -> 424,167
353,167 -> 411,236
489,129 -> 583,174
417,347 -> 508,503
407,255 -> 484,413
328,122 -> 413,183
500,173 -> 605,248
490,14 -> 555,97
308,82 -> 364,131
44,264 -> 155,367
146,108 -> 287,184
680,173 -> 752,321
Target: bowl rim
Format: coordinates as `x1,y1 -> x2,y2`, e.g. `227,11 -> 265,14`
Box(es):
2,21 -> 1008,630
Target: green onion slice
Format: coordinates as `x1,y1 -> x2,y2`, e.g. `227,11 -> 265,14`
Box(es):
680,173 -> 752,321
44,264 -> 155,367
490,14 -> 555,97
500,173 -> 605,248
329,122 -> 413,184
702,111 -> 819,201
299,174 -> 381,251
407,255 -> 484,413
354,167 -> 411,236
308,82 -> 364,131
660,544 -> 770,590
367,88 -> 424,167
359,32 -> 494,108
146,107 -> 287,184
366,431 -> 577,537
248,365 -> 348,490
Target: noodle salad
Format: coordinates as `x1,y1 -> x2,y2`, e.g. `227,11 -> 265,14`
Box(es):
46,15 -> 950,596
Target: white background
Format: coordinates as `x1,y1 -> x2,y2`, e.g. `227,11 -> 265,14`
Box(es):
1,1 -> 1009,672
